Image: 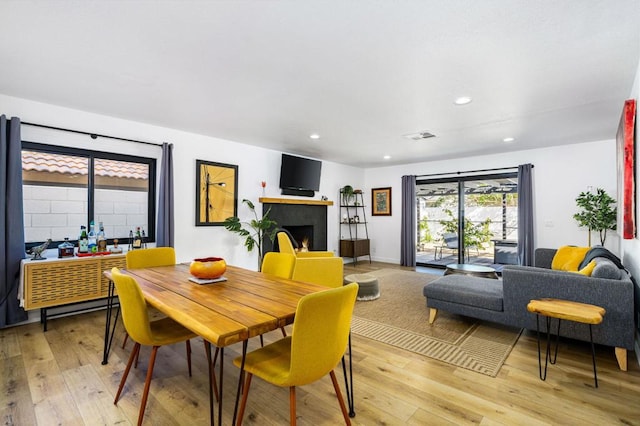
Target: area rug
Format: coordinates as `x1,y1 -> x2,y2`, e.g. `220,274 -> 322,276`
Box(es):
350,268 -> 522,377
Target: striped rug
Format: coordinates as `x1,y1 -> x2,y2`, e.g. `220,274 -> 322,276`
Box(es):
350,268 -> 522,377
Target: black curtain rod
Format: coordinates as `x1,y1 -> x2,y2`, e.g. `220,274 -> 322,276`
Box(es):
416,165 -> 533,179
21,121 -> 163,147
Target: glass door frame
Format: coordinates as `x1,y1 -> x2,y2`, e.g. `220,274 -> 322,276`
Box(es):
416,171 -> 518,268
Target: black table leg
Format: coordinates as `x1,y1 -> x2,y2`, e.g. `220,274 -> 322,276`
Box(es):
589,325 -> 598,388
218,347 -> 224,426
550,317 -> 560,365
41,308 -> 48,331
233,340 -> 248,425
535,315 -> 561,381
102,279 -> 120,365
205,341 -> 214,425
343,332 -> 355,417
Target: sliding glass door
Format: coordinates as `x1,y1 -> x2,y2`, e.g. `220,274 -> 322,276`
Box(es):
416,172 -> 518,268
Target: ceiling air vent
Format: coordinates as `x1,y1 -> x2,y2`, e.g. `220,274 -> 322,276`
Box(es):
404,131 -> 436,141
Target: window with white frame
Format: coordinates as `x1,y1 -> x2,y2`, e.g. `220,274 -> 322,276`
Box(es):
22,142 -> 156,250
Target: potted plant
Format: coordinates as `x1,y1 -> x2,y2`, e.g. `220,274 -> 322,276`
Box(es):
341,185 -> 354,205
224,199 -> 278,270
573,188 -> 617,245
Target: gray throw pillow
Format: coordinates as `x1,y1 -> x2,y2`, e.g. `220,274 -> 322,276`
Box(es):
591,258 -> 621,279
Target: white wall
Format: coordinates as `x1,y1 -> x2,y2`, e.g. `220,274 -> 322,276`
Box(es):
2,94 -> 364,270
364,140 -> 618,263
365,139 -> 618,262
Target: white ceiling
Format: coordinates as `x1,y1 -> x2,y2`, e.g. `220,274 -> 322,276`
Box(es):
2,1 -> 639,167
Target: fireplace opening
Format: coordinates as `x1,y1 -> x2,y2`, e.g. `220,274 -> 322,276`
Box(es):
283,225 -> 314,251
262,201 -> 328,254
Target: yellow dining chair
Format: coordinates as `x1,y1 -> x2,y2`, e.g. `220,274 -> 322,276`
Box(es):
291,256 -> 344,289
290,255 -> 355,416
277,231 -> 334,258
122,247 -> 177,349
233,282 -> 359,426
126,246 -> 176,269
110,267 -> 197,426
261,251 -> 296,278
260,251 -> 296,341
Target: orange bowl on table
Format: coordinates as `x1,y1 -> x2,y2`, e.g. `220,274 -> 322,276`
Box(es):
190,257 -> 227,279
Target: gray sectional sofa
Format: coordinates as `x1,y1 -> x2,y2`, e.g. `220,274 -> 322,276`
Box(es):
423,247 -> 635,370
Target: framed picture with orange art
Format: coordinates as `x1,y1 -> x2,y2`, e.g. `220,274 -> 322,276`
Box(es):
372,187 -> 392,216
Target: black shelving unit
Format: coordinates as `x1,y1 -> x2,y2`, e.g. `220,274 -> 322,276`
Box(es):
339,189 -> 371,264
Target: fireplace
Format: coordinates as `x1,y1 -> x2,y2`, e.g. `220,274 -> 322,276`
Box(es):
283,225 -> 314,250
261,199 -> 330,253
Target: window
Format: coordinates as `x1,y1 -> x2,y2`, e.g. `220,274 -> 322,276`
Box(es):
22,142 -> 156,250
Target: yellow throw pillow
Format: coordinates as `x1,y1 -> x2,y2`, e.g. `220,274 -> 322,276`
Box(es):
551,246 -> 590,271
574,260 -> 596,276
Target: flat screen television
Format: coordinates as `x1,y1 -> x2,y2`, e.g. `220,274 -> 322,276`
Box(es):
279,154 -> 322,196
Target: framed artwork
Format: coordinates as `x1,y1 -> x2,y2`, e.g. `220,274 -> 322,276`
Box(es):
616,99 -> 636,239
196,160 -> 238,226
372,187 -> 392,216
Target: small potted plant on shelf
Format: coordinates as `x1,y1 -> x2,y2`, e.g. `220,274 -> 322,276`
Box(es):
341,185 -> 354,205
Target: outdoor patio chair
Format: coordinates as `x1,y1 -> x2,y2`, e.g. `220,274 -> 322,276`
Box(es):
435,233 -> 481,261
435,232 -> 459,259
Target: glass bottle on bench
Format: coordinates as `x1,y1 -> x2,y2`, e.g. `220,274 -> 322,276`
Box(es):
78,225 -> 89,254
88,221 -> 97,253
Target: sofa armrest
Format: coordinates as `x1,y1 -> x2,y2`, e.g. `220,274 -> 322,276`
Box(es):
534,248 -> 556,269
502,265 -> 635,349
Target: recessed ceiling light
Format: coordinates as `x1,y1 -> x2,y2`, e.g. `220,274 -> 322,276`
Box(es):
309,134 -> 320,140
383,155 -> 391,160
503,137 -> 515,142
454,96 -> 472,105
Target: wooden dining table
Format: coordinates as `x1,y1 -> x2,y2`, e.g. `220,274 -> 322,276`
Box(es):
102,262 -> 330,425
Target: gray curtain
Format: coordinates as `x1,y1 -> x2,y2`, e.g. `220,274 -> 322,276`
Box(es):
400,175 -> 416,266
156,142 -> 174,247
517,163 -> 534,266
1,115 -> 27,327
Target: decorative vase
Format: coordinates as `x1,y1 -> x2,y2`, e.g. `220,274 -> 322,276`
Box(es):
190,257 -> 227,279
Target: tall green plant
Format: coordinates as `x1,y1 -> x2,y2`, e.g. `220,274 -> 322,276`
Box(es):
439,208 -> 492,249
419,218 -> 432,244
224,199 -> 278,270
573,188 -> 617,245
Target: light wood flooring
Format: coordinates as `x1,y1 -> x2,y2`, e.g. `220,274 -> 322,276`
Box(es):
2,261 -> 640,425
